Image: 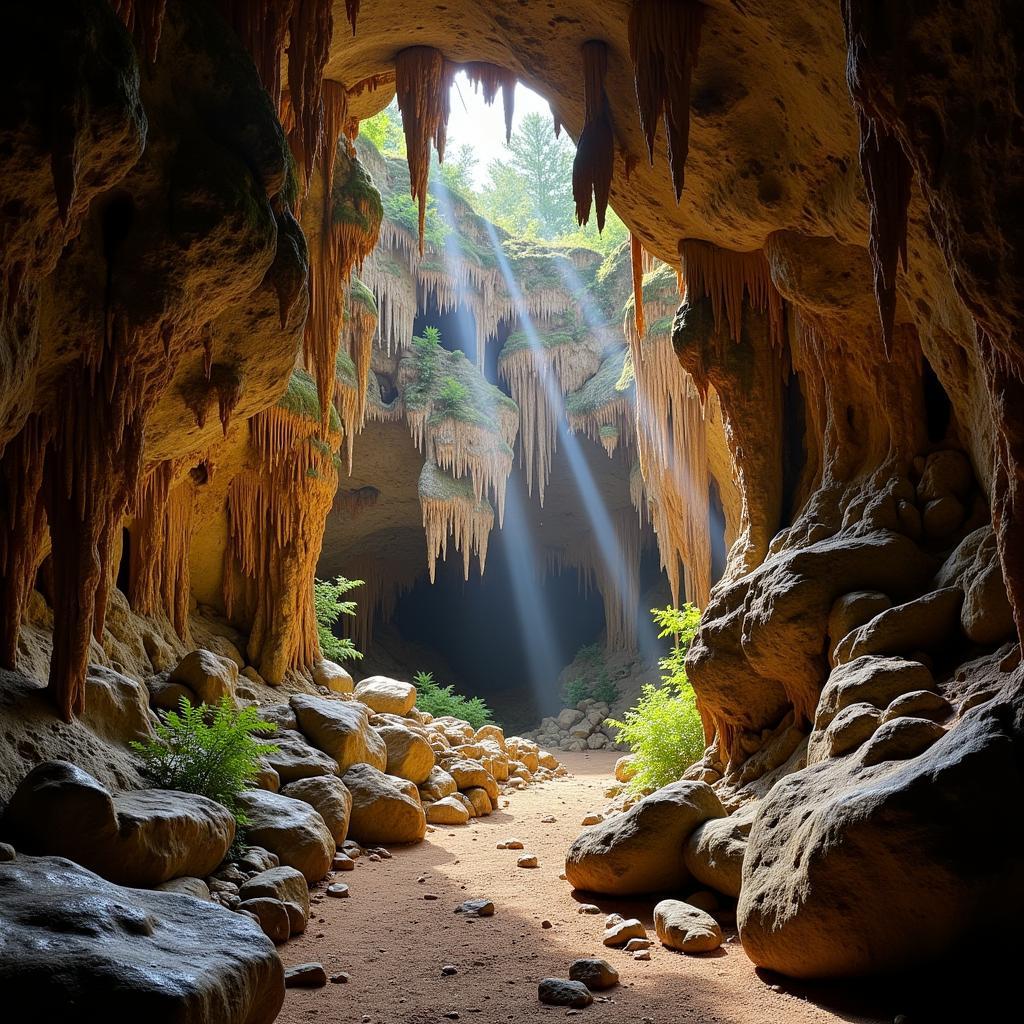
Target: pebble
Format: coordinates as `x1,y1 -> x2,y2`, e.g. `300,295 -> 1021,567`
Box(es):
0,843 -> 15,862
541,920 -> 552,929
326,883 -> 349,898
540,815 -> 556,823
538,978 -> 594,1008
633,949 -> 651,961
603,918 -> 647,947
624,937 -> 652,951
577,904 -> 601,915
284,963 -> 327,988
455,898 -> 495,917
568,958 -> 619,990
424,893 -> 441,901
443,1014 -> 460,1021
581,812 -> 604,826
504,839 -> 525,850
330,972 -> 350,984
441,965 -> 458,976
517,854 -> 538,868
332,853 -> 355,871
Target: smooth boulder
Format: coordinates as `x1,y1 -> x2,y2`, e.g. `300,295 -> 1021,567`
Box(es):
0,854 -> 283,1023
280,775 -> 352,844
290,694 -> 387,771
312,659 -> 354,693
377,723 -> 435,784
343,763 -> 426,845
654,899 -> 724,952
354,676 -> 417,716
235,790 -> 334,882
0,761 -> 234,887
169,649 -> 238,705
566,780 -> 725,895
256,729 -> 339,784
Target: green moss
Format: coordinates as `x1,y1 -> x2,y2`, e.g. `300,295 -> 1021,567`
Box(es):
565,347 -> 631,415
348,276 -> 377,316
616,350 -> 635,391
332,150 -> 383,235
335,348 -> 357,389
277,367 -> 342,433
418,459 -> 489,507
499,309 -> 584,360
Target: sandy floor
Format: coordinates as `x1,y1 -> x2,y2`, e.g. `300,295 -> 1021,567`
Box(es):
278,752 -> 895,1024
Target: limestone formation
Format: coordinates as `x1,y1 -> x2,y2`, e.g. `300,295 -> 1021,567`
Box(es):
279,775 -> 353,844
290,693 -> 387,771
235,790 -> 335,882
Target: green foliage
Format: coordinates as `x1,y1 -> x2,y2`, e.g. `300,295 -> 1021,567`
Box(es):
431,143 -> 478,200
278,368 -> 342,432
607,604 -> 705,794
131,698 -> 278,824
405,326 -> 443,409
383,190 -> 448,248
435,376 -> 470,417
314,576 -> 365,663
359,102 -> 405,156
412,670 -> 494,730
562,678 -> 590,706
560,643 -> 620,707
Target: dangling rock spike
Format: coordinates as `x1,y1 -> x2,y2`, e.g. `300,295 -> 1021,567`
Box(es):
628,0 -> 704,200
346,0 -> 360,34
463,63 -> 517,142
112,0 -> 168,63
630,233 -> 646,339
395,47 -> 453,255
572,40 -> 615,231
287,0 -> 336,191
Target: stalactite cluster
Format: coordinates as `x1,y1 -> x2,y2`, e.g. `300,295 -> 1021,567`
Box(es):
335,280 -> 379,470
679,240 -> 785,360
628,0 -> 704,200
395,47 -> 452,253
129,460 -> 197,639
285,0 -> 336,189
419,460 -> 494,583
225,400 -> 341,684
463,62 -> 517,142
572,41 -> 615,231
338,555 -> 419,654
113,0 -> 167,63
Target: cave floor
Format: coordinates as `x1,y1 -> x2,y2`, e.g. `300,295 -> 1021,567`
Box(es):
278,752 -> 890,1024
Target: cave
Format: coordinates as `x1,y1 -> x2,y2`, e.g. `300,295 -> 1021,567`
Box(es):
0,2 -> 1022,1022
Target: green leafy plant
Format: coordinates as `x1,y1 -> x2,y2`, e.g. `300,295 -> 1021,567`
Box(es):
413,670 -> 494,730
314,575 -> 365,662
591,674 -> 620,705
607,603 -> 705,794
561,678 -> 590,706
435,376 -> 470,417
131,697 -> 278,824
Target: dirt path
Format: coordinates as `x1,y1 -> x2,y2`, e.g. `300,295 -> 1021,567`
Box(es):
278,752 -> 892,1024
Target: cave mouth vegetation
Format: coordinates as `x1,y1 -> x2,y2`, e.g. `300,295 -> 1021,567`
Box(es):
0,2 -> 1021,1023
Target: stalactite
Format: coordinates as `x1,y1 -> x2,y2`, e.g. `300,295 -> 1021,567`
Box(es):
395,47 -> 452,254
630,233 -> 646,339
0,414 -> 53,669
628,0 -> 704,200
129,460 -> 196,639
419,461 -> 494,583
572,41 -> 614,231
286,0 -> 335,190
113,0 -> 167,63
215,0 -> 294,108
345,0 -> 360,34
338,555 -> 419,653
335,281 -> 379,470
463,62 -> 517,142
225,405 -> 341,683
679,239 -> 784,357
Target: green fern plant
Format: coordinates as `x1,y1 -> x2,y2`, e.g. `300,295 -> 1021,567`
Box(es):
314,575 -> 364,662
607,603 -> 705,794
413,670 -> 494,730
131,697 -> 278,823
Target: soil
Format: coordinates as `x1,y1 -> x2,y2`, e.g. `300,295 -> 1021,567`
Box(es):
278,752 -> 896,1024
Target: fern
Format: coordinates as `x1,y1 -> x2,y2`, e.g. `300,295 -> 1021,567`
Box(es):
131,697 -> 278,824
413,670 -> 494,730
314,575 -> 365,662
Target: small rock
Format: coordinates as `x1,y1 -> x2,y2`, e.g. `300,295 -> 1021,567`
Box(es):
0,843 -> 16,862
424,893 -> 440,900
517,854 -> 538,868
541,919 -> 552,929
285,963 -> 328,988
495,842 -> 507,850
326,883 -> 350,898
581,812 -> 604,826
441,965 -> 458,976
603,918 -> 647,947
330,972 -> 350,984
538,978 -> 594,1008
455,898 -> 495,917
568,958 -> 619,990
540,815 -> 556,823
443,1014 -> 460,1021
332,853 -> 355,871
577,903 -> 601,915
633,949 -> 651,961
505,839 -> 525,850
654,899 -> 723,953
624,937 -> 652,952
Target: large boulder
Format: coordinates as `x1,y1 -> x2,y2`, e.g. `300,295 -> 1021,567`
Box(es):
280,775 -> 352,844
0,854 -> 283,1022
377,723 -> 435,784
0,761 -> 234,886
565,781 -> 725,895
813,656 -> 935,733
418,766 -> 457,801
682,800 -> 757,899
239,865 -> 310,933
738,703 -> 1024,978
82,665 -> 155,744
235,790 -> 334,882
256,729 -> 339,784
312,659 -> 354,693
354,676 -> 417,716
342,763 -> 426,845
169,650 -> 238,706
290,694 -> 386,771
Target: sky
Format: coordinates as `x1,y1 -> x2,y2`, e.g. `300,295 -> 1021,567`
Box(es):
446,72 -> 554,187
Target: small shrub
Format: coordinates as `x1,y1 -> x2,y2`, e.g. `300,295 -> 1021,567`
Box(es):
591,674 -> 620,706
413,670 -> 494,730
607,603 -> 705,794
561,677 -> 590,707
436,376 -> 470,417
131,697 -> 278,824
314,575 -> 364,662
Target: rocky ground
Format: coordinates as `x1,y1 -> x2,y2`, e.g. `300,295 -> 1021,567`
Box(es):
276,752 -> 895,1024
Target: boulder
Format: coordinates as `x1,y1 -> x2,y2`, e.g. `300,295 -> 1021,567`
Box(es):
258,704 -> 298,732
464,787 -> 492,816
814,656 -> 935,733
279,776 -> 352,844
342,763 -> 426,845
682,801 -> 757,899
738,703 -> 1024,978
566,780 -> 725,895
377,723 -> 435,784
654,899 -> 724,952
860,716 -> 946,766
82,665 -> 154,744
169,650 -> 238,705
238,866 -> 310,930
425,796 -> 471,825
235,790 -> 334,882
238,897 -> 290,943
156,876 -> 211,900
0,855 -> 283,1022
0,761 -> 234,887
312,659 -> 354,693
603,918 -> 647,946
290,694 -> 387,771
147,675 -> 198,712
474,724 -> 506,749
256,729 -> 339,784
538,978 -> 593,1008
827,590 -> 892,664
613,754 -> 637,783
881,690 -> 953,723
419,766 -> 457,801
960,529 -> 1015,645
447,758 -> 490,790
808,702 -> 881,764
568,958 -> 619,990
353,676 -> 417,716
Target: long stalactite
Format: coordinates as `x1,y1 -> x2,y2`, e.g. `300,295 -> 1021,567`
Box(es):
572,40 -> 615,231
628,0 -> 705,200
286,0 -> 336,191
463,62 -> 517,142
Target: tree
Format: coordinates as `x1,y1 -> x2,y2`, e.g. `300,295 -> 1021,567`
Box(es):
478,112 -> 575,239
359,101 -> 405,157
